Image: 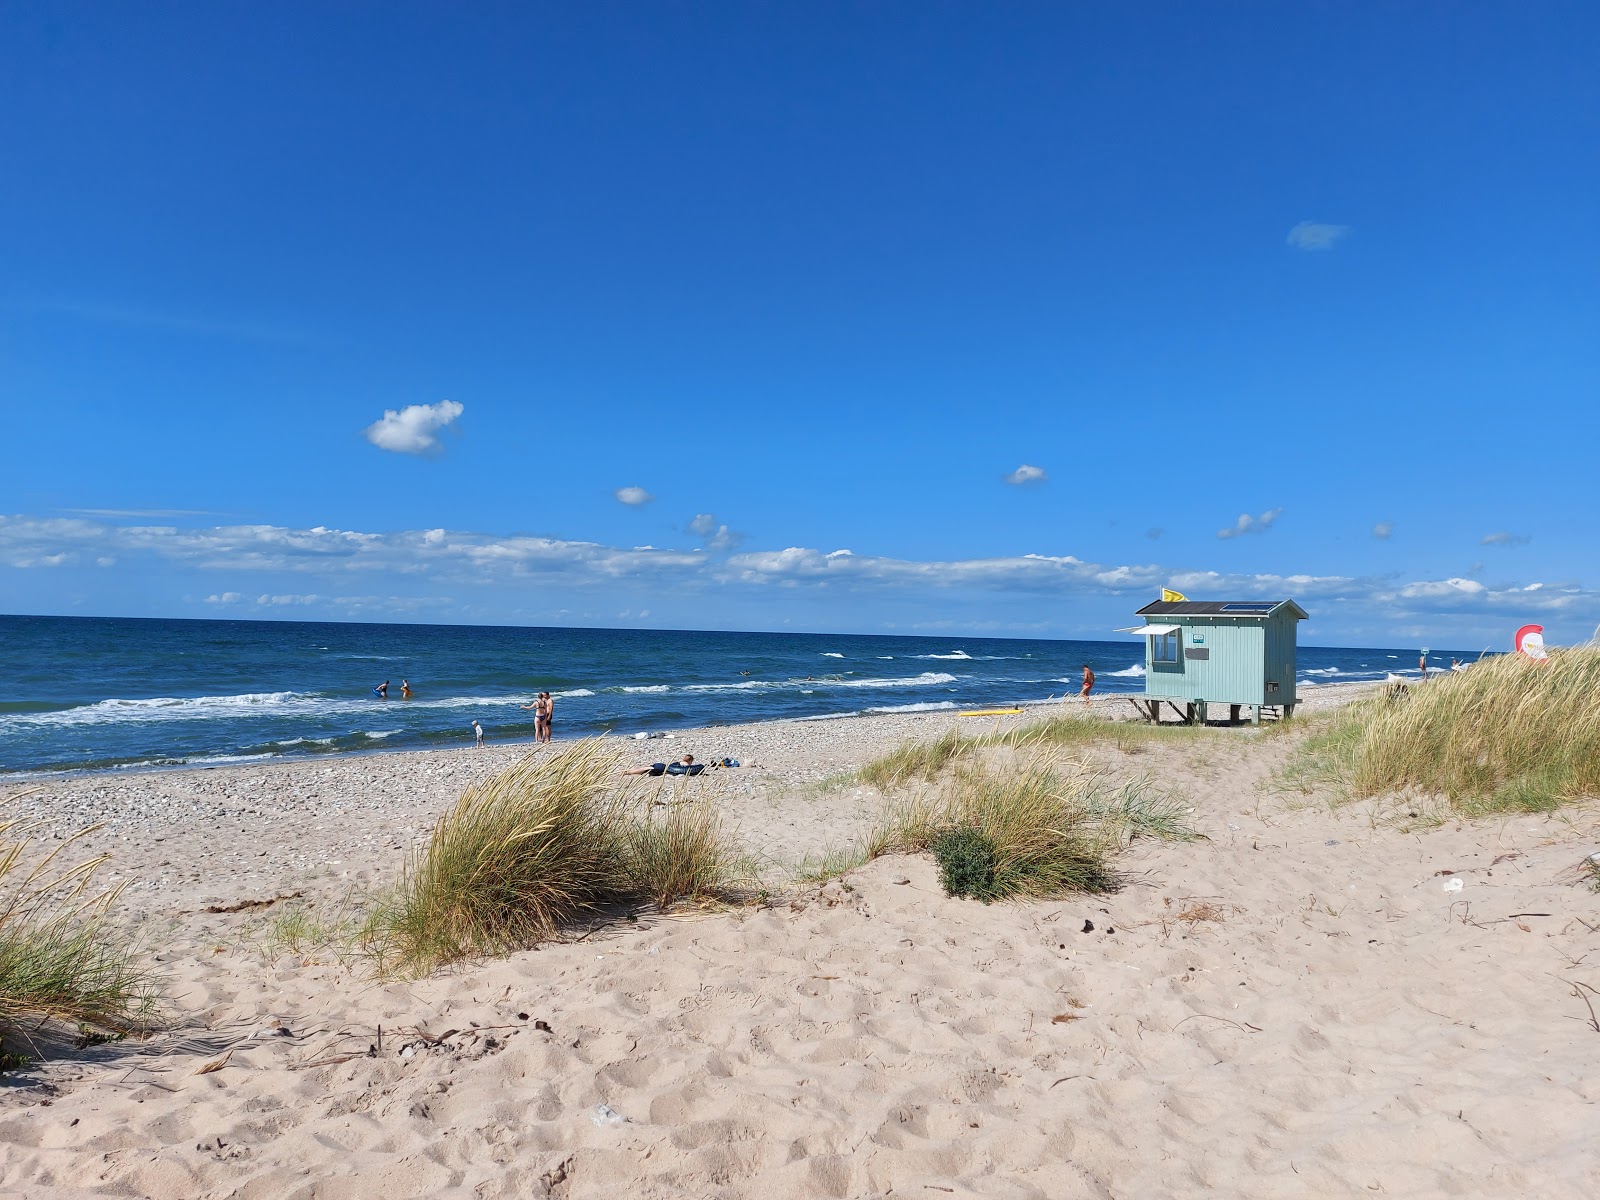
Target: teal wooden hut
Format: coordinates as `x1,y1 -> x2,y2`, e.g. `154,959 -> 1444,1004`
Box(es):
1122,598 -> 1308,724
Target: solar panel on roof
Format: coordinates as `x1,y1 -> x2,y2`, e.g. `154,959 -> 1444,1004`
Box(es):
1220,602 -> 1277,612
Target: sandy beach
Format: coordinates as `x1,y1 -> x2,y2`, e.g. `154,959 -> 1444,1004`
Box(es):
3,683 -> 1598,1199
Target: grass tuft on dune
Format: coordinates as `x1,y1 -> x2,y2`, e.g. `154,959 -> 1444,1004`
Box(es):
1290,645 -> 1600,814
873,756 -> 1148,900
0,816 -> 158,1050
366,741 -> 748,976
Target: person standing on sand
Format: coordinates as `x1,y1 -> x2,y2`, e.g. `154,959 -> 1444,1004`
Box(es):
1080,663 -> 1095,706
472,719 -> 484,748
1419,650 -> 1429,678
537,691 -> 554,743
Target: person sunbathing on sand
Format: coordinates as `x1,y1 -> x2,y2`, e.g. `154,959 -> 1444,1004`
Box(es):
624,754 -> 703,777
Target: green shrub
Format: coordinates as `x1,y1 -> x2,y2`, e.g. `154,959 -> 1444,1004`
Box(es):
932,826 -> 998,901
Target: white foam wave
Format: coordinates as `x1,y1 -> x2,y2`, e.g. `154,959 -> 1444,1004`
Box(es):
839,672 -> 958,689
865,701 -> 960,714
620,685 -> 671,694
555,688 -> 596,698
821,652 -> 845,659
917,651 -> 973,660
1302,667 -> 1343,676
362,730 -> 399,740
1107,664 -> 1146,678
8,688 -> 565,729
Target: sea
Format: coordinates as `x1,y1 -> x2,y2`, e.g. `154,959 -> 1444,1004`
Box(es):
0,615 -> 1483,776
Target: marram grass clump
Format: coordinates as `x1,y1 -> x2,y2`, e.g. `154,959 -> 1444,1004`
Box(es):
622,795 -> 747,909
365,742 -> 747,976
1290,645 -> 1600,815
364,742 -> 634,975
877,756 -> 1125,901
0,817 -> 158,1049
859,728 -> 972,791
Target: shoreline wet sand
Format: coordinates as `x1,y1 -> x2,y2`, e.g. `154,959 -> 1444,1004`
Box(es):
3,679 -> 1597,1198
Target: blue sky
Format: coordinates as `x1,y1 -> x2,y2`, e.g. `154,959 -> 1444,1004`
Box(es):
3,1 -> 1596,646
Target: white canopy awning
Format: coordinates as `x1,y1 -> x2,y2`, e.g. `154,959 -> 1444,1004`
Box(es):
1122,623 -> 1179,636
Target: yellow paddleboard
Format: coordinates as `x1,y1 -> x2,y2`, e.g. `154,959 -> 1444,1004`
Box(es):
959,707 -> 1023,717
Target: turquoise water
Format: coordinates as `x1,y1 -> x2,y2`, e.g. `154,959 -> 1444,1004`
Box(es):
0,615 -> 1472,774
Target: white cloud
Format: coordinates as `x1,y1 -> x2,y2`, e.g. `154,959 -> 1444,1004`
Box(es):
1396,578 -> 1485,599
1481,531 -> 1530,547
1287,222 -> 1349,251
4,513 -> 1595,631
689,513 -> 744,551
1217,508 -> 1284,539
1004,464 -> 1048,486
363,400 -> 465,455
1372,521 -> 1394,540
614,486 -> 654,507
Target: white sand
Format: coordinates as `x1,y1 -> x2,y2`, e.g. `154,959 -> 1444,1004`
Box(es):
3,687 -> 1598,1198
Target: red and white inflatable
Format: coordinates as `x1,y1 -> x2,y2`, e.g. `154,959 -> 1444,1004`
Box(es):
1513,624 -> 1548,660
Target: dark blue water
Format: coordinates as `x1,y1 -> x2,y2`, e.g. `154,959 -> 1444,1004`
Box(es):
0,615 -> 1477,775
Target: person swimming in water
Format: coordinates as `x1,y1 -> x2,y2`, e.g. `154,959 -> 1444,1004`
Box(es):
374,680 -> 389,699
400,679 -> 413,698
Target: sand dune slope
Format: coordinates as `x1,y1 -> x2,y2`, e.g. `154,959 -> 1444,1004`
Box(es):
3,726 -> 1599,1198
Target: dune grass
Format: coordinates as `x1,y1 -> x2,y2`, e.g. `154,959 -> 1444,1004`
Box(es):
363,742 -> 635,975
874,757 -> 1124,900
856,715 -> 1218,795
365,742 -> 748,976
623,795 -> 748,908
859,727 -> 972,791
0,817 -> 158,1049
1288,645 -> 1600,814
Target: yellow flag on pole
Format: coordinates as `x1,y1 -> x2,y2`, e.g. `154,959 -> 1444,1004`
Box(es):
1161,588 -> 1188,603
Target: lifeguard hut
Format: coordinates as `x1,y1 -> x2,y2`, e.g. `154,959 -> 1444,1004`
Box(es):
1121,597 -> 1308,724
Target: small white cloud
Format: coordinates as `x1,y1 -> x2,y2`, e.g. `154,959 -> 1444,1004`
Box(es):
363,400 -> 465,455
1287,221 -> 1349,251
1005,464 -> 1048,486
1481,531 -> 1530,547
1372,521 -> 1394,540
1398,578 -> 1485,599
1217,507 -> 1284,539
96,556 -> 116,567
205,592 -> 243,604
615,486 -> 654,507
827,549 -> 853,558
257,593 -> 320,605
688,513 -> 744,551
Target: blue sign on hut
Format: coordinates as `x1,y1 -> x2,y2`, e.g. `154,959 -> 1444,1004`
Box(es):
1120,597 -> 1308,724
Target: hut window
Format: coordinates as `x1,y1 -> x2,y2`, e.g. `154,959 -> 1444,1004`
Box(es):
1151,630 -> 1181,664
